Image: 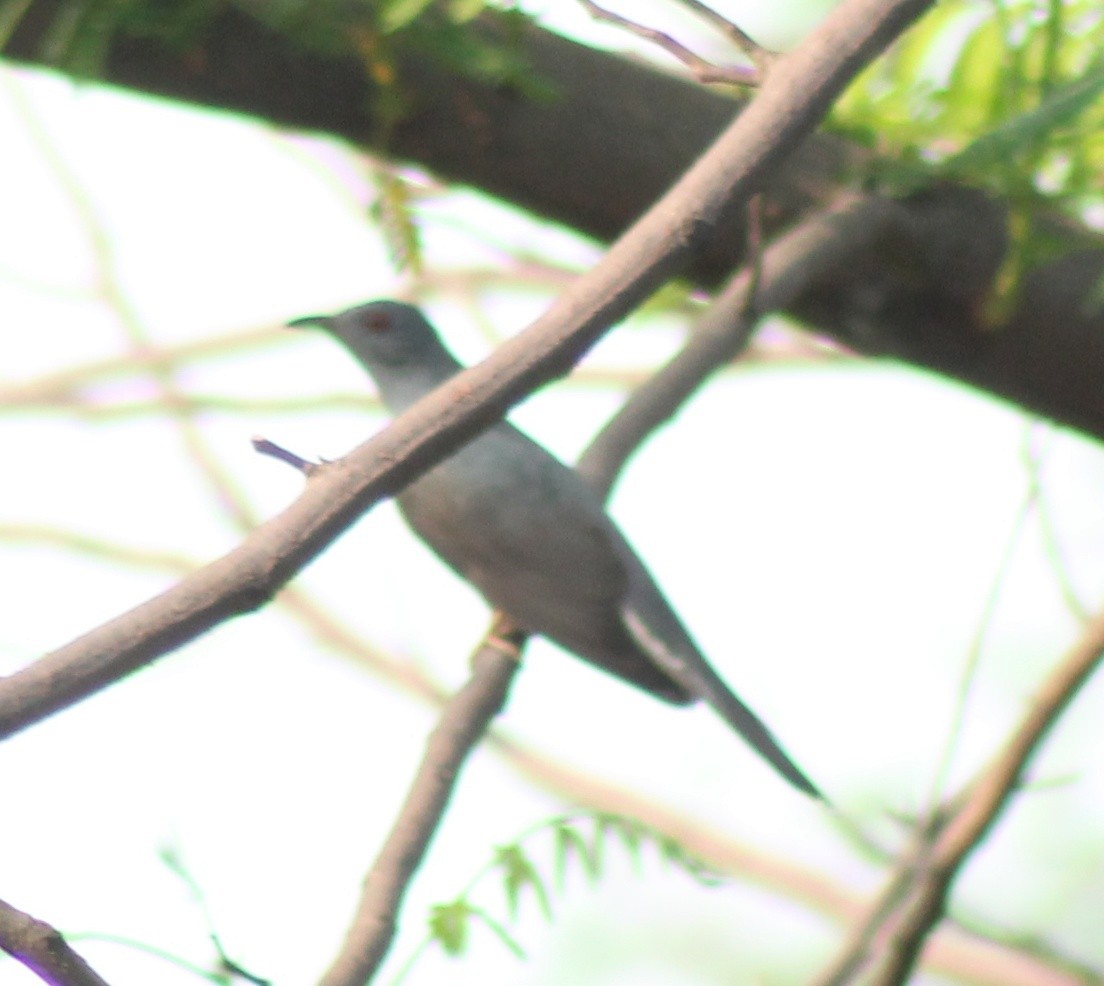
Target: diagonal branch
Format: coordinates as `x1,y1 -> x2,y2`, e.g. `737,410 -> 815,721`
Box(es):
316,637 -> 523,986
576,193 -> 905,497
814,601 -> 1104,986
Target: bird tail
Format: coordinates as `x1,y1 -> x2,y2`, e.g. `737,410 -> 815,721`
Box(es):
622,608 -> 822,799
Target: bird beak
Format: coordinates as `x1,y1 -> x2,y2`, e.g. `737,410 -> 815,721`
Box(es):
286,314 -> 332,329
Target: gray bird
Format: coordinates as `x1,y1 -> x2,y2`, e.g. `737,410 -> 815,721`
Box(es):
291,300 -> 819,797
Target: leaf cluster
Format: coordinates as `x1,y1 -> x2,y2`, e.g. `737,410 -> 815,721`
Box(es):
833,0 -> 1103,321
834,0 -> 1104,214
393,811 -> 724,980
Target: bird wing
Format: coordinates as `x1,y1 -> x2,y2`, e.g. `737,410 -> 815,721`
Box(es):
397,424 -> 691,703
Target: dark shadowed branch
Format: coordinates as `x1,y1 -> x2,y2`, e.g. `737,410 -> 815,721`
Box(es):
6,2 -> 1104,440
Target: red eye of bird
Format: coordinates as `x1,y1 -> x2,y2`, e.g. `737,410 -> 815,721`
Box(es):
366,313 -> 392,333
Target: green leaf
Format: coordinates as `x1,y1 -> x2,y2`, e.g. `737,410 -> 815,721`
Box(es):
553,819 -> 598,886
656,835 -> 724,887
892,1 -> 975,91
381,0 -> 436,33
371,169 -> 424,275
449,0 -> 487,24
940,16 -> 1004,136
596,814 -> 645,874
471,908 -> 527,959
428,899 -> 475,956
494,845 -> 553,921
945,60 -> 1104,176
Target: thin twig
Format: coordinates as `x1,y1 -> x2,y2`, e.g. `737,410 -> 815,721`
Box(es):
577,0 -> 761,86
0,326 -> 282,408
252,437 -> 318,475
673,0 -> 778,71
1023,423 -> 1090,622
744,194 -> 766,321
160,846 -> 272,985
922,470 -> 1038,816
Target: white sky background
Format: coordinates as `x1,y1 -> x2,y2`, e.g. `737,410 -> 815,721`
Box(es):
2,1 -> 1104,984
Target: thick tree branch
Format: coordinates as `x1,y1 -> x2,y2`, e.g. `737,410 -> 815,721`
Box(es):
0,0 -> 931,740
2,1 -> 855,266
4,4 -> 1104,440
793,187 -> 1104,442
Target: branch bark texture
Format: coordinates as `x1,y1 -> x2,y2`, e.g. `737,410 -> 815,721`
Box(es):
0,898 -> 111,986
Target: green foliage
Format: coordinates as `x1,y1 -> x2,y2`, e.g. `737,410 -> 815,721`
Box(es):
834,0 -> 1104,212
834,0 -> 1104,320
0,0 -> 224,74
428,898 -> 527,959
392,811 -> 724,981
944,64 -> 1104,178
19,0 -> 131,75
380,0 -> 437,32
427,899 -> 474,955
273,0 -> 552,102
8,847 -> 273,984
495,842 -> 555,920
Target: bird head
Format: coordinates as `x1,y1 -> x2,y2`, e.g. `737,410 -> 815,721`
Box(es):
289,300 -> 458,370
289,300 -> 463,410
